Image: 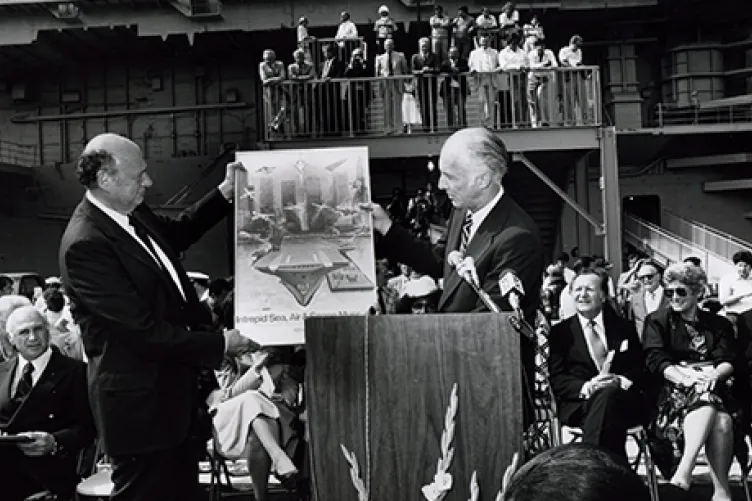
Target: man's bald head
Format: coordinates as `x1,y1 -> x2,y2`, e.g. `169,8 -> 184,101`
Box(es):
77,133 -> 152,214
440,128 -> 510,182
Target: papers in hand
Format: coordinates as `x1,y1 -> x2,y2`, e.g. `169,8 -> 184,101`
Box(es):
600,350 -> 615,375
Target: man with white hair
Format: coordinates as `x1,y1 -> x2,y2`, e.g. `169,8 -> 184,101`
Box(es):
59,133 -> 254,500
0,294 -> 32,361
0,305 -> 94,501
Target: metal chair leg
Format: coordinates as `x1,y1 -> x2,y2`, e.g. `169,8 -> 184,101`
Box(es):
742,467 -> 751,501
634,428 -> 660,501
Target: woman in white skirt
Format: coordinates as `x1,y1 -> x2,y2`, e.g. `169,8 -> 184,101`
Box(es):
208,347 -> 305,501
402,80 -> 422,133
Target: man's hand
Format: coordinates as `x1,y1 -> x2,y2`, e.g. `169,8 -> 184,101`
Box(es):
17,432 -> 56,457
218,161 -> 247,201
223,329 -> 259,357
360,202 -> 393,235
588,374 -> 621,394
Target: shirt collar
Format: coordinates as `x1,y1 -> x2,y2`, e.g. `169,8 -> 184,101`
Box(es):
577,311 -> 604,333
470,186 -> 504,228
18,346 -> 53,377
86,190 -> 131,230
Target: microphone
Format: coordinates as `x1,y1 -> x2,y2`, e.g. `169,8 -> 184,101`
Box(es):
447,251 -> 500,313
499,270 -> 525,312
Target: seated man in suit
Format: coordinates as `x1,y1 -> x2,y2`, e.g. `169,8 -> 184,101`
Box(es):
0,305 -> 95,501
549,269 -> 646,459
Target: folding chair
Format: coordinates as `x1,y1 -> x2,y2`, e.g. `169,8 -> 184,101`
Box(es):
564,425 -> 660,501
206,436 -> 234,501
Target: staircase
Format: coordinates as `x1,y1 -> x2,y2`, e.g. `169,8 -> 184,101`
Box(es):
661,209 -> 752,262
623,213 -> 736,283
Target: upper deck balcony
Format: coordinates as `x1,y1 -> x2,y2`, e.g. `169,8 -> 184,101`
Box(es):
260,66 -> 602,157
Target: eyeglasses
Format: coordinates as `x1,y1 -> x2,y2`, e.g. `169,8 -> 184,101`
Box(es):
637,274 -> 656,281
664,288 -> 689,298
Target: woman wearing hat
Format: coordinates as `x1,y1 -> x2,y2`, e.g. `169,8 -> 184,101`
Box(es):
373,5 -> 398,55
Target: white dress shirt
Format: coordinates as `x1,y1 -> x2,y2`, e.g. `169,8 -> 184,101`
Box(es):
577,312 -> 632,398
498,47 -> 527,70
86,191 -> 186,300
466,187 -> 504,245
336,20 -> 358,40
11,347 -> 53,396
558,45 -> 582,67
644,285 -> 664,314
719,273 -> 752,314
468,47 -> 499,73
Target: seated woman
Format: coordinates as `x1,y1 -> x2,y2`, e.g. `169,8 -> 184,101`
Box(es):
643,262 -> 741,500
207,346 -> 306,501
394,275 -> 441,314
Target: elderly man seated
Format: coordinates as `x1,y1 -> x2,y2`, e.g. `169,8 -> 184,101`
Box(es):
0,305 -> 95,501
208,346 -> 306,501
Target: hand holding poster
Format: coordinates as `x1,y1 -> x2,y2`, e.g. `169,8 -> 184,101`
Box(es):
234,147 -> 376,345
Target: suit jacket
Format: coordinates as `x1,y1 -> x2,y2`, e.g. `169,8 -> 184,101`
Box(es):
440,59 -> 470,98
320,57 -> 344,79
629,287 -> 670,340
378,193 -> 543,319
548,309 -> 646,412
58,189 -> 228,456
0,348 -> 94,452
375,51 -> 409,78
411,51 -> 441,75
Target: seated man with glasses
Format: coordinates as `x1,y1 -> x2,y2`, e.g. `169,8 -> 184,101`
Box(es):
628,260 -> 668,342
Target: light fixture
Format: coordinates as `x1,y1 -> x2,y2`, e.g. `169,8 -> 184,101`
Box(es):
427,160 -> 435,172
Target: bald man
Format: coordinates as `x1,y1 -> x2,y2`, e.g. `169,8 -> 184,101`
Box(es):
58,133 -> 254,501
372,128 -> 543,400
0,294 -> 32,361
0,306 -> 94,501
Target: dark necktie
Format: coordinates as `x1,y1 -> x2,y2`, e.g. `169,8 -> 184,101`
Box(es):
585,320 -> 607,371
459,211 -> 473,253
129,214 -> 165,271
2,362 -> 34,421
387,52 -> 393,76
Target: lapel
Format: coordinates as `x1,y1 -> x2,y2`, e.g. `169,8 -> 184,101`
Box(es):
438,196 -> 511,311
9,350 -> 67,426
80,197 -> 189,304
0,357 -> 16,414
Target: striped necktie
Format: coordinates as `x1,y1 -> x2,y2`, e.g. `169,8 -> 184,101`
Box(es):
459,211 -> 473,253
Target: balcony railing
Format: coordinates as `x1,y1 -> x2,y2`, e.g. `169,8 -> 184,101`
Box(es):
299,37 -> 367,76
661,209 -> 752,261
261,66 -> 601,142
653,102 -> 752,127
623,213 -> 735,285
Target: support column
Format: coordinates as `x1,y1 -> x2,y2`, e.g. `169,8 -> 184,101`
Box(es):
599,127 -> 622,277
574,155 -> 591,256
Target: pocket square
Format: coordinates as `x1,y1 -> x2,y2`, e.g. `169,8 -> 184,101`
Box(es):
619,339 -> 629,352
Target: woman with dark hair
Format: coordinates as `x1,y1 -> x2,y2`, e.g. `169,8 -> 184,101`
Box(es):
500,443 -> 649,501
643,262 -> 740,499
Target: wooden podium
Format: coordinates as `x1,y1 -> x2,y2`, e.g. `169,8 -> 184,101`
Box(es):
305,313 -> 523,501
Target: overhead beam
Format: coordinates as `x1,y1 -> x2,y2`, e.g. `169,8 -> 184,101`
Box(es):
666,153 -> 752,169
704,179 -> 752,192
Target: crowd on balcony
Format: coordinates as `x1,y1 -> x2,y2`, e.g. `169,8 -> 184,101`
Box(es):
259,3 -> 596,139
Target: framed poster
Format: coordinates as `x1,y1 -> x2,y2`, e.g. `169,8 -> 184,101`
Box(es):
234,147 -> 376,345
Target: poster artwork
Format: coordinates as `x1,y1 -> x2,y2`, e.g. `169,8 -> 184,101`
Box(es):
234,147 -> 377,345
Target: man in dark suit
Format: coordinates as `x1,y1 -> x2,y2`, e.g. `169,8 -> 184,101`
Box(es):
411,37 -> 441,132
370,127 -> 543,405
0,305 -> 95,501
549,269 -> 646,459
58,133 -> 253,501
440,46 -> 470,129
319,44 -> 345,135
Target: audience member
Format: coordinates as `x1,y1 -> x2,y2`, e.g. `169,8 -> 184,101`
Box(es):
0,295 -> 32,361
559,35 -> 585,125
527,39 -> 558,128
288,48 -> 316,136
319,44 -> 345,135
451,6 -> 476,62
375,39 -> 409,134
411,37 -> 441,132
497,31 -> 528,126
373,5 -> 398,55
522,14 -> 544,53
43,288 -> 84,361
719,250 -> 752,352
628,260 -> 668,341
0,275 -> 12,296
296,17 -> 312,64
549,269 -> 646,459
643,262 -> 738,499
468,34 -> 500,126
440,46 -> 469,129
344,48 -> 371,135
475,7 -> 498,48
500,443 -> 650,501
0,306 -> 95,501
259,49 -> 287,133
430,5 -> 452,63
395,275 -> 441,314
335,11 -> 359,64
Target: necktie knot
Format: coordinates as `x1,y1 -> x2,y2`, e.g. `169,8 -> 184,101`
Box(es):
23,362 -> 34,377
